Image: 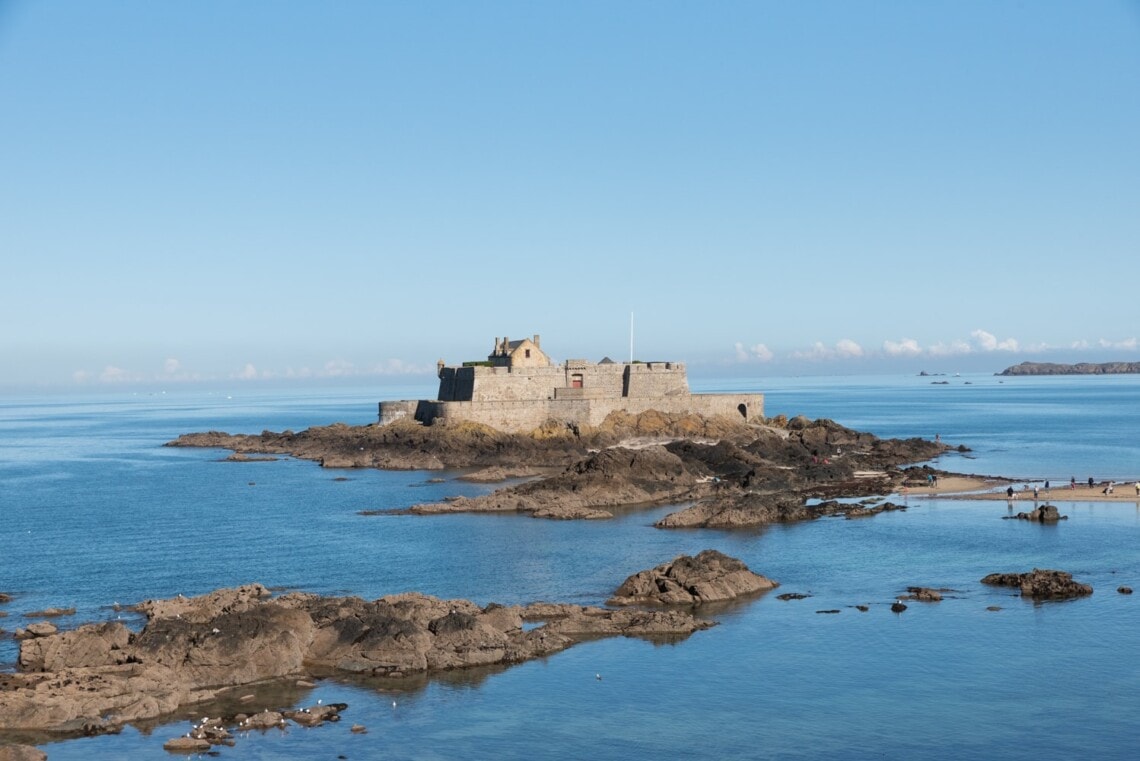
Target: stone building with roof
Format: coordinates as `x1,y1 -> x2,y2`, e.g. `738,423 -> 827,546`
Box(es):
379,334 -> 763,433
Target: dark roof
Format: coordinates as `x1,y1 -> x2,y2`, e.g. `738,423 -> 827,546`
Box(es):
599,356 -> 616,364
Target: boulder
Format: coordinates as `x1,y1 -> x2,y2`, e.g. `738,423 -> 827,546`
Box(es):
1013,505 -> 1066,522
905,587 -> 944,602
13,622 -> 57,640
608,550 -> 777,606
981,569 -> 1093,600
0,746 -> 47,761
162,736 -> 211,752
19,621 -> 131,672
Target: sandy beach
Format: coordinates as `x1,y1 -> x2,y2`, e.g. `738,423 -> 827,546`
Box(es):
906,476 -> 1140,502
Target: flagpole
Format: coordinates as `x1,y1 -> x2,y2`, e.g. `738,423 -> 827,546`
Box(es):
629,312 -> 634,363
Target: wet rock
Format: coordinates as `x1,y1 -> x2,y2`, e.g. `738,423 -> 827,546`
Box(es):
1011,505 -> 1066,522
0,746 -> 48,761
777,593 -> 811,601
163,736 -> 211,752
891,601 -> 908,613
241,710 -> 287,730
24,607 -> 75,618
608,550 -> 777,606
13,622 -> 57,640
904,587 -> 944,602
981,569 -> 1093,600
1118,587 -> 1133,595
0,583 -> 717,734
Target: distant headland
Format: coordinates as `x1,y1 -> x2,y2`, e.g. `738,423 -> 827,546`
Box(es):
997,361 -> 1140,376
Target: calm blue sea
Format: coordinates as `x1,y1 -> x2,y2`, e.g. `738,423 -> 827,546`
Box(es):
2,373 -> 1139,760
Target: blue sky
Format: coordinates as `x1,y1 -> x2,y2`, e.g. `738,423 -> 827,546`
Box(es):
2,1 -> 1138,388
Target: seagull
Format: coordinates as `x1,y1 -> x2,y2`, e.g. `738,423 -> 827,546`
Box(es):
595,673 -> 602,680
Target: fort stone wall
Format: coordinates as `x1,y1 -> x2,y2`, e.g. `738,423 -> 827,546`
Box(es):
378,336 -> 763,433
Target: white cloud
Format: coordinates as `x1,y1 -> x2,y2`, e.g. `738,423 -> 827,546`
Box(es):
924,340 -> 972,356
236,363 -> 259,380
971,329 -> 1019,352
792,340 -> 864,361
163,358 -> 181,374
1097,337 -> 1138,350
733,342 -> 774,363
367,358 -> 435,375
99,365 -> 137,383
883,338 -> 922,356
322,359 -> 356,377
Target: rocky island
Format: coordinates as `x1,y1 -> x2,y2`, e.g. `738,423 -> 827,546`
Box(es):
0,551 -> 765,738
998,361 -> 1140,376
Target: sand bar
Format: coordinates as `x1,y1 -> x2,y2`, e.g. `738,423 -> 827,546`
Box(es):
905,477 -> 1140,502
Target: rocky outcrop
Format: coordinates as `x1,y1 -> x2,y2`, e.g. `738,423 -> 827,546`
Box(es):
411,445 -> 702,519
170,416 -> 950,523
656,496 -> 905,529
0,584 -> 716,735
1010,505 -> 1066,522
903,587 -> 945,602
999,361 -> 1140,376
0,746 -> 47,761
607,550 -> 777,606
981,569 -> 1093,600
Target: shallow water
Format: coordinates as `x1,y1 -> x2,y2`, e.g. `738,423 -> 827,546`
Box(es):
2,374 -> 1139,759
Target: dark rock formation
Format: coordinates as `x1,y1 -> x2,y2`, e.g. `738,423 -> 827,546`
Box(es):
0,584 -> 715,735
1118,587 -> 1133,595
607,550 -> 777,606
412,445 -> 700,520
1010,505 -> 1066,522
23,608 -> 74,619
890,601 -> 907,613
998,361 -> 1140,376
904,587 -> 944,602
170,414 -> 949,523
656,496 -> 906,529
981,569 -> 1093,600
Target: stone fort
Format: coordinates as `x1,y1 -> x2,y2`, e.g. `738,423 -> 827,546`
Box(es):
378,334 -> 764,433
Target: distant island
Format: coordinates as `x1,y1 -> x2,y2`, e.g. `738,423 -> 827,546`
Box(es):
998,361 -> 1140,376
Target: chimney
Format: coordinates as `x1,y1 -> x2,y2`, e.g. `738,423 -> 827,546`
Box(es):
494,337 -> 500,354
533,334 -> 541,348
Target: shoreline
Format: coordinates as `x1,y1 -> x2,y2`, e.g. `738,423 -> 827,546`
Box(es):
905,476 -> 1140,502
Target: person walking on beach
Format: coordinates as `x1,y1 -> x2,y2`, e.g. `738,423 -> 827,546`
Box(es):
1135,482 -> 1140,496
1089,476 -> 1095,489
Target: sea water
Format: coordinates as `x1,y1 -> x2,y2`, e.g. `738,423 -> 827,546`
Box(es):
1,374 -> 1138,759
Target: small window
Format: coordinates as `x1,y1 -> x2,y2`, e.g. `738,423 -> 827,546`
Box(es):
525,349 -> 531,358
572,373 -> 583,388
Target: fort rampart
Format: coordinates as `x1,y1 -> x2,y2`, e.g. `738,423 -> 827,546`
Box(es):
378,337 -> 762,433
